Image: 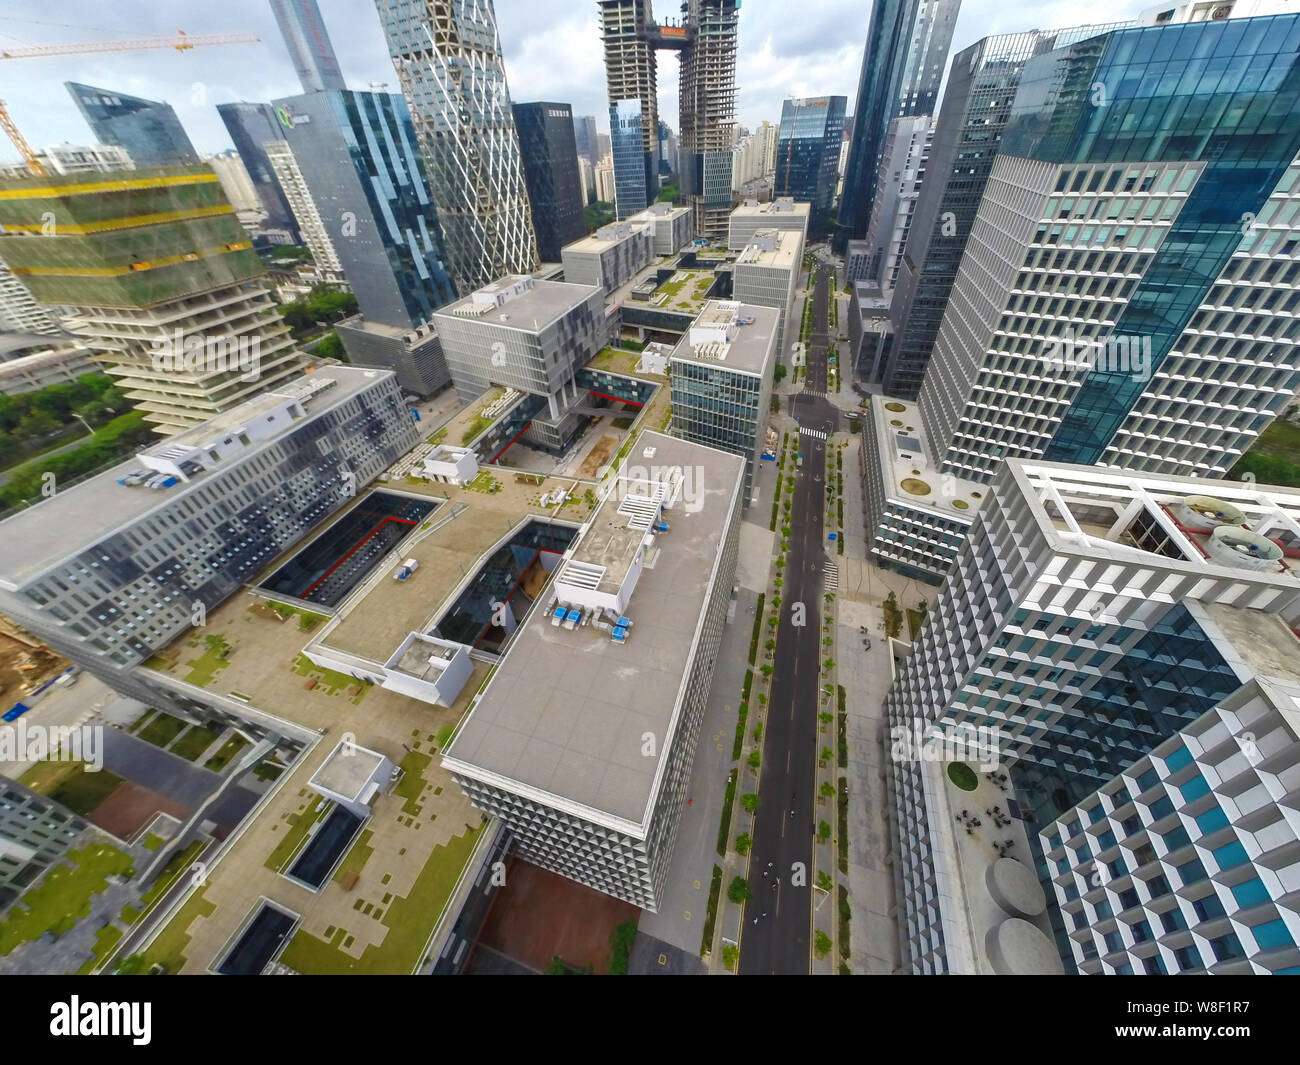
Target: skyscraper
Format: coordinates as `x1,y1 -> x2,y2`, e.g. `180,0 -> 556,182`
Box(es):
880,24 -> 1131,397
376,0 -> 539,291
599,0 -> 739,238
573,113 -> 600,164
512,102 -> 587,261
217,101 -> 301,240
66,82 -> 199,169
858,116 -> 931,295
833,0 -> 961,253
263,140 -> 345,282
0,168 -> 302,434
269,0 -> 347,94
773,96 -> 847,237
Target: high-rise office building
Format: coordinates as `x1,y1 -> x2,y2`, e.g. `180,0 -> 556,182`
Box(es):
863,14 -> 1300,583
0,167 -> 303,434
599,0 -> 738,238
573,113 -> 599,164
833,0 -> 961,253
217,102 -> 301,240
731,228 -> 803,368
207,151 -> 261,214
880,24 -> 1132,397
0,778 -> 88,909
269,0 -> 347,94
263,141 -> 345,282
859,116 -> 931,293
376,0 -> 539,291
444,431 -> 744,910
774,96 -> 848,237
658,119 -> 679,176
670,300 -> 777,499
727,197 -> 810,252
884,458 -> 1300,974
66,82 -> 199,169
512,102 -> 587,261
0,368 -> 416,703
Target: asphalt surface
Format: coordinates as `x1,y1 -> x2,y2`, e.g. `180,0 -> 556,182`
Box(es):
740,266 -> 838,974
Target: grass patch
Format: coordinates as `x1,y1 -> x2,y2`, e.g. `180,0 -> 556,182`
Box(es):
169,723 -> 224,763
130,886 -> 214,975
266,795 -> 329,872
137,712 -> 188,749
132,840 -> 206,919
20,760 -> 123,816
333,829 -> 374,885
204,733 -> 249,772
947,762 -> 978,791
716,768 -> 738,857
291,654 -> 367,701
837,777 -> 849,875
0,843 -> 134,956
141,833 -> 164,852
700,864 -> 723,957
395,750 -> 431,815
460,413 -> 494,446
75,924 -> 124,975
278,821 -> 483,975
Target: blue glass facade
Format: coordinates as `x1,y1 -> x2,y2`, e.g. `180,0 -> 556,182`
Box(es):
273,90 -> 456,328
611,100 -> 653,219
217,102 -> 300,240
66,82 -> 199,169
511,102 -> 587,261
775,97 -> 847,237
994,16 -> 1300,465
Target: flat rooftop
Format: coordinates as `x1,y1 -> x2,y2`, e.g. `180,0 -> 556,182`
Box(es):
564,221 -> 651,254
311,740 -> 387,801
444,431 -> 745,827
872,396 -> 985,519
435,277 -> 600,331
669,301 -> 779,376
733,228 -> 800,269
1202,603 -> 1300,689
730,199 -> 810,221
0,366 -> 389,587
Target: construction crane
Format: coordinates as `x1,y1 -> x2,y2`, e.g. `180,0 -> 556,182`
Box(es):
0,30 -> 260,176
0,31 -> 259,61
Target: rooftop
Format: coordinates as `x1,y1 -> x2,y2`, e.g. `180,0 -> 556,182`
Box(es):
443,431 -> 745,828
563,220 -> 652,254
1202,603 -> 1300,689
310,740 -> 388,802
730,197 -> 809,219
872,396 -> 985,520
435,275 -> 600,331
0,366 -> 390,588
670,300 -> 779,376
734,228 -> 800,270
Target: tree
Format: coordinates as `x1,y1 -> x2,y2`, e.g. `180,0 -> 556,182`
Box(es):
814,930 -> 832,958
773,363 -> 787,384
817,870 -> 833,892
820,746 -> 833,764
315,330 -> 346,360
747,750 -> 761,770
722,943 -> 739,970
764,638 -> 776,655
820,781 -> 836,799
741,793 -> 760,813
735,832 -> 752,856
883,591 -> 903,639
760,664 -> 774,679
727,875 -> 752,904
607,920 -> 637,975
817,820 -> 832,842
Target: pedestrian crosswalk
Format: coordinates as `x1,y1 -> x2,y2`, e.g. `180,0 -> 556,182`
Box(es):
823,560 -> 839,592
800,426 -> 828,441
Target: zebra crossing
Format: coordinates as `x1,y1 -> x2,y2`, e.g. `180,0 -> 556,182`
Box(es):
800,426 -> 828,441
823,560 -> 839,592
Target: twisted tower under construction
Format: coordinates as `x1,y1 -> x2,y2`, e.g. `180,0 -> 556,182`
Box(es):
599,0 -> 738,241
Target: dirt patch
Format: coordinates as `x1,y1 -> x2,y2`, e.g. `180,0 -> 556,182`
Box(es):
475,859 -> 639,973
0,626 -> 66,706
86,781 -> 189,841
576,433 -> 619,479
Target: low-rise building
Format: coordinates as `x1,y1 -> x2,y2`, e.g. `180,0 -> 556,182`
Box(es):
561,220 -> 655,296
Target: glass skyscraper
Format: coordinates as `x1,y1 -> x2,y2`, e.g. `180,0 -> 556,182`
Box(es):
512,102 -> 587,261
216,102 -> 300,240
269,0 -> 347,94
610,99 -> 653,221
271,90 -> 456,329
66,82 -> 199,169
834,0 -> 961,253
774,96 -> 847,237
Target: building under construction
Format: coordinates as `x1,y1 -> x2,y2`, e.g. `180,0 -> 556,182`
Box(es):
599,0 -> 738,240
0,168 -> 302,434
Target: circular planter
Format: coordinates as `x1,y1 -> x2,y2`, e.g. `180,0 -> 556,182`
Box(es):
947,762 -> 978,791
884,402 -> 906,412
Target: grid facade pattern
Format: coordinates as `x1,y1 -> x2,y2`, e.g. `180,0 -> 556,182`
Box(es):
599,0 -> 659,219
263,141 -> 343,277
66,83 -> 199,169
560,226 -> 654,295
0,780 -> 87,907
732,246 -> 800,364
861,116 -> 931,292
376,0 -> 540,291
670,358 -> 771,500
678,0 -> 739,241
0,375 -> 417,668
773,97 -> 847,237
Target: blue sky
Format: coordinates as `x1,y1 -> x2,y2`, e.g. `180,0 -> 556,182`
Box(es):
0,0 -> 1138,162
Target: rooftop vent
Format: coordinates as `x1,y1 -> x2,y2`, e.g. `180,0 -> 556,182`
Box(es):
1206,526 -> 1283,572
1171,495 -> 1246,530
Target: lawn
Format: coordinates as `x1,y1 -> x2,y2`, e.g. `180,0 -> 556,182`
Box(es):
142,833 -> 164,852
128,840 -> 206,922
182,644 -> 230,688
204,734 -> 249,772
0,843 -> 134,956
291,654 -> 367,701
394,750 -> 431,816
266,795 -> 330,872
278,821 -> 482,975
137,712 -> 188,749
130,887 -> 214,975
333,829 -> 374,885
1232,416 -> 1300,488
20,760 -> 123,816
169,723 -> 224,763
75,924 -> 124,975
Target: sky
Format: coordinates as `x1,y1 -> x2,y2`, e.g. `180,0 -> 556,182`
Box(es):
0,0 -> 1140,163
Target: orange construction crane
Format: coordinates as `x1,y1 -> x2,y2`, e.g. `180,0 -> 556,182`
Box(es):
0,30 -> 260,176
0,30 -> 259,61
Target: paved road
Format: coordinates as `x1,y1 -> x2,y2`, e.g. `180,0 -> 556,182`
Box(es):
740,266 -> 838,974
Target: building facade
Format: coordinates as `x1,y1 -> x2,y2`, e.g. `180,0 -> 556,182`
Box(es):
262,140 -> 345,283
774,96 -> 847,237
512,102 -> 587,261
66,82 -> 199,169
0,779 -> 88,910
727,197 -> 810,252
560,220 -> 655,297
860,116 -> 931,293
217,102 -> 301,240
376,0 -> 539,290
731,228 -> 803,366
833,0 -> 961,253
269,0 -> 348,94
